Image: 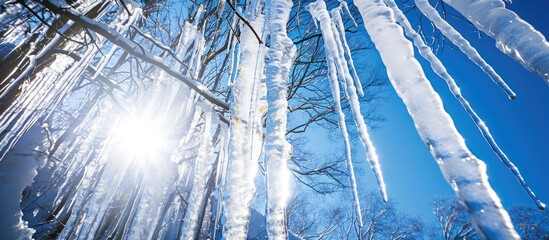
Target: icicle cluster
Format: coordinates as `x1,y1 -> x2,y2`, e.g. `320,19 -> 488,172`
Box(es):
0,2 -> 141,238
307,0 -> 388,226
411,0 -> 545,210
414,0 -> 515,98
352,0 -> 519,238
0,1 -> 229,239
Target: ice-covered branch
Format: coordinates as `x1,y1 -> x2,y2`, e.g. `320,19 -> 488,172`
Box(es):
37,0 -> 229,110
443,0 -> 549,85
352,0 -> 519,238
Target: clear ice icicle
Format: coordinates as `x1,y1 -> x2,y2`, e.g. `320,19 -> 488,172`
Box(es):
410,0 -> 545,210
414,0 -> 515,99
332,6 -> 364,97
325,1 -> 389,203
308,0 -> 364,225
443,0 -> 549,85
352,0 -> 519,238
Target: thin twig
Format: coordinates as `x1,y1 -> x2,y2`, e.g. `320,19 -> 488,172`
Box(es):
226,0 -> 263,44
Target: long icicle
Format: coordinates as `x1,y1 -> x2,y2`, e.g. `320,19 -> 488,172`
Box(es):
264,0 -> 296,238
443,0 -> 549,85
332,5 -> 364,97
386,0 -> 545,210
352,0 -> 519,238
308,0 -> 364,226
414,0 -> 515,99
222,11 -> 265,239
329,3 -> 388,202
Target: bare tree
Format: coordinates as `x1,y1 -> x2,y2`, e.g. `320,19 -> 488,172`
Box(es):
508,206 -> 549,240
429,197 -> 479,240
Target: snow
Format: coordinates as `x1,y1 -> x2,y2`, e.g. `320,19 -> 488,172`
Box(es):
0,125 -> 44,240
443,0 -> 549,85
352,0 -> 519,238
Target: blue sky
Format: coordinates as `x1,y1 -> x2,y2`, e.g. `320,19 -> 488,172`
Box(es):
361,0 -> 549,219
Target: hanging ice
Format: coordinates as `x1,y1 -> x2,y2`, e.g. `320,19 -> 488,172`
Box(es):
407,0 -> 545,210
307,0 -> 390,226
443,0 -> 549,85
264,0 -> 295,239
331,5 -> 364,97
222,7 -> 266,239
352,0 -> 519,238
181,109 -> 214,240
414,0 -> 515,98
329,6 -> 388,204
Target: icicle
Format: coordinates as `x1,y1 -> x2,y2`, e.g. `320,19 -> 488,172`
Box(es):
443,0 -> 549,85
226,15 -> 240,89
307,0 -> 363,226
0,0 -> 139,160
387,0 -> 545,210
222,12 -> 266,239
352,0 -> 519,238
414,0 -> 515,99
181,109 -> 214,240
264,0 -> 295,238
310,1 -> 388,203
331,8 -> 364,97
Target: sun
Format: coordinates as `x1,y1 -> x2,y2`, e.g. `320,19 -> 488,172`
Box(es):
113,115 -> 167,159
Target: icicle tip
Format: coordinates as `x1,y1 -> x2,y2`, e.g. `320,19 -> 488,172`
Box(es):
537,201 -> 546,210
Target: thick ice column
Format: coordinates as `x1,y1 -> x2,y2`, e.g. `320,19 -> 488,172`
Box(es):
264,0 -> 296,239
352,0 -> 519,239
443,0 -> 549,85
222,13 -> 265,239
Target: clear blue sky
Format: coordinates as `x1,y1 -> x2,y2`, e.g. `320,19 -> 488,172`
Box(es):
359,0 -> 549,219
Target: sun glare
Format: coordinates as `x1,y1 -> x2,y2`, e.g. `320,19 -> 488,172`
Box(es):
113,116 -> 166,158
